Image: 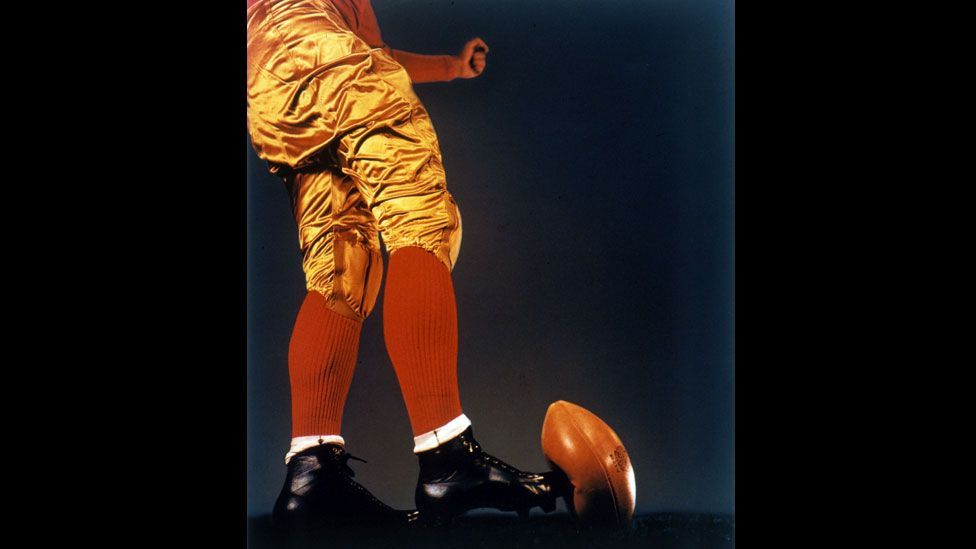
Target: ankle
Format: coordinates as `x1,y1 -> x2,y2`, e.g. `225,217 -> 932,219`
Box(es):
413,414 -> 471,453
416,426 -> 480,476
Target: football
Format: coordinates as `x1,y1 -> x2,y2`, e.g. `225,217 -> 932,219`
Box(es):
541,400 -> 636,526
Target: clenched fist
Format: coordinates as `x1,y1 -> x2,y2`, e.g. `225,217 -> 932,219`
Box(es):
455,37 -> 489,79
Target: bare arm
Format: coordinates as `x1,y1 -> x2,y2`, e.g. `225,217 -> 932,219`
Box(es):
353,0 -> 489,84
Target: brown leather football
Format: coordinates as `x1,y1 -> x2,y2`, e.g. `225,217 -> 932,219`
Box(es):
541,400 -> 636,525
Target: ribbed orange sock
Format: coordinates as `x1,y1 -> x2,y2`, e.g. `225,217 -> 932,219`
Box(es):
288,291 -> 362,437
383,246 -> 464,436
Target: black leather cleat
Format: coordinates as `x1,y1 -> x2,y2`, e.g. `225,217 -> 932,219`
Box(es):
415,427 -> 559,525
272,443 -> 420,531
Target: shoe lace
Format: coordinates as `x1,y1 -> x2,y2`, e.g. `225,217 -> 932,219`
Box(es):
337,450 -> 368,477
461,438 -> 526,477
334,452 -> 402,513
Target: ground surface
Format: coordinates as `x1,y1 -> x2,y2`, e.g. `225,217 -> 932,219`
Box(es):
247,512 -> 735,548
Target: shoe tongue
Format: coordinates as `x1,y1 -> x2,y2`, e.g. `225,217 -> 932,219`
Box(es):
459,428 -> 481,451
297,442 -> 345,464
311,442 -> 344,457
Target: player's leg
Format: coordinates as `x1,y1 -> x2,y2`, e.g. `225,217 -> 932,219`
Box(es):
272,167 -> 417,530
248,0 -> 420,529
333,95 -> 464,435
283,167 -> 384,452
333,55 -> 558,523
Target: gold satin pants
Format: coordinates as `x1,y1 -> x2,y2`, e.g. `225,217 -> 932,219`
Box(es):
247,0 -> 462,321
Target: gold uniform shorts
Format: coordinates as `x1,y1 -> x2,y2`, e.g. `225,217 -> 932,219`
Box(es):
247,0 -> 462,322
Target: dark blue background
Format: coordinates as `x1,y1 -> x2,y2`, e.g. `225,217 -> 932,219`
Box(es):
248,0 -> 733,516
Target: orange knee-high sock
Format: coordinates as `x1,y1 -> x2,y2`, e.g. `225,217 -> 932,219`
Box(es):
383,246 -> 464,436
288,291 -> 363,437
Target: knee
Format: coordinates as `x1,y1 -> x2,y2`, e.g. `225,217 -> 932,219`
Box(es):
303,232 -> 384,321
446,197 -> 462,270
379,192 -> 462,272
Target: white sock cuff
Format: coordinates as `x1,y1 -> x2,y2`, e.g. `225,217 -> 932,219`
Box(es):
413,414 -> 472,454
284,435 -> 345,464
